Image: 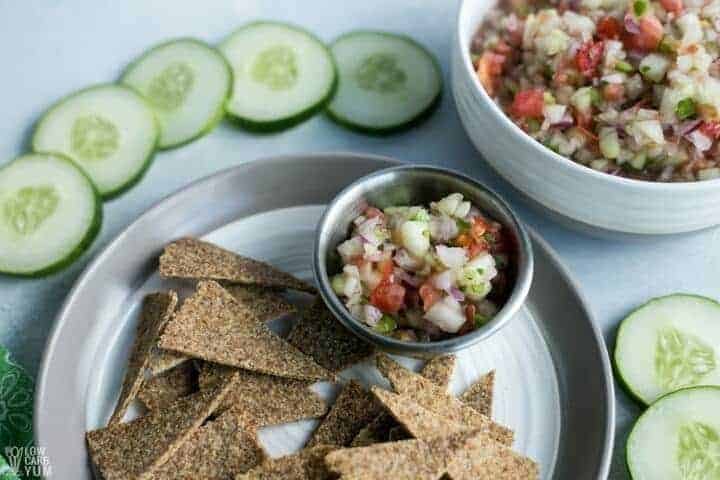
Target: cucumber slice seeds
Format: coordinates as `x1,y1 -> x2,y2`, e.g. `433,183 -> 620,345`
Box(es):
615,294 -> 720,405
0,153 -> 101,276
328,31 -> 442,134
627,386 -> 720,479
219,22 -> 336,132
32,84 -> 158,198
122,38 -> 232,149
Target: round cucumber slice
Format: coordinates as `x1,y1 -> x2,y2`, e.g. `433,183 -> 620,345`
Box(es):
121,38 -> 232,149
615,294 -> 720,406
0,153 -> 101,276
627,386 -> 720,479
219,22 -> 337,132
32,84 -> 159,199
328,31 -> 442,134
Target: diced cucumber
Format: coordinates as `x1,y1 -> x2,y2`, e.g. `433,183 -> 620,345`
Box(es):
121,38 -> 232,149
219,22 -> 336,132
615,294 -> 720,406
0,153 -> 101,276
32,84 -> 159,199
627,386 -> 720,480
328,31 -> 442,134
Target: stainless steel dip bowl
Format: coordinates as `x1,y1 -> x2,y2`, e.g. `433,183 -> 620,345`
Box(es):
313,165 -> 534,357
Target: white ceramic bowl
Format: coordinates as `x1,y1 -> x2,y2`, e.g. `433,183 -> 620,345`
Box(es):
453,0 -> 720,235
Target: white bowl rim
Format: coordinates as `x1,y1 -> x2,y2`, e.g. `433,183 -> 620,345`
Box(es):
455,0 -> 720,193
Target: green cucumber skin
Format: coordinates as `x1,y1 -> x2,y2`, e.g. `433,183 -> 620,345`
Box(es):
120,38 -> 234,150
31,83 -> 160,200
221,21 -> 338,133
0,153 -> 103,278
613,293 -> 720,407
327,30 -> 443,135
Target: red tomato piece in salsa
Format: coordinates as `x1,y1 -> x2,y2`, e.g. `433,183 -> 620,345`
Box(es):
511,89 -> 545,119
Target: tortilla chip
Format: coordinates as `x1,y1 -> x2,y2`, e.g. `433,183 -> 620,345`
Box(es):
199,364 -> 328,426
419,355 -> 456,392
307,381 -> 383,448
138,362 -> 198,411
387,425 -> 411,442
159,237 -> 315,293
158,281 -> 332,381
460,370 -> 495,418
287,297 -> 374,373
87,376 -> 235,480
109,291 -> 178,425
151,409 -> 265,479
446,430 -> 540,479
236,445 -> 336,480
349,412 -> 397,447
147,350 -> 189,376
376,355 -> 513,446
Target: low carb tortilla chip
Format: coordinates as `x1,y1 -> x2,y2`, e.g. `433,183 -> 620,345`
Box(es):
138,362 -> 198,411
158,281 -> 332,382
236,445 -> 336,480
109,291 -> 178,425
87,376 -> 236,480
159,237 -> 315,293
446,430 -> 540,479
147,350 -> 189,377
287,298 -> 374,373
419,355 -> 456,392
306,381 -> 383,448
460,370 -> 496,418
349,412 -> 397,447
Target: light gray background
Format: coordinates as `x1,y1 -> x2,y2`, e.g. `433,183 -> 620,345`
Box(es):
1,0 -> 717,477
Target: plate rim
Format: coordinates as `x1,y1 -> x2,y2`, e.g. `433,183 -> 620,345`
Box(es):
34,151 -> 614,479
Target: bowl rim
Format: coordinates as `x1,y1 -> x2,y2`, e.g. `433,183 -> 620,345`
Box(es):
313,164 -> 534,356
455,0 -> 720,192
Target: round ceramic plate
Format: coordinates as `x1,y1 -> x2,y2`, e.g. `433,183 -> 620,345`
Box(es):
34,153 -> 614,479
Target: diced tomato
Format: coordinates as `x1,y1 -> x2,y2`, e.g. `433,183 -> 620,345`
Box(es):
470,217 -> 488,241
419,283 -> 442,312
511,89 -> 545,119
622,15 -> 663,52
477,52 -> 506,96
603,83 -> 625,102
465,304 -> 477,323
577,124 -> 599,141
660,0 -> 683,13
378,258 -> 394,281
576,111 -> 594,129
370,281 -> 406,314
365,207 -> 384,219
575,41 -> 604,78
455,232 -> 472,248
468,240 -> 489,259
597,16 -> 622,39
699,121 -> 720,140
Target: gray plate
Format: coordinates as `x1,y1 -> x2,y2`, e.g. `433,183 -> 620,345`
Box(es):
34,153 -> 614,479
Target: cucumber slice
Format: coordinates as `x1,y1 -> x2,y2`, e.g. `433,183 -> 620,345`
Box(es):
219,22 -> 336,132
627,386 -> 720,479
615,294 -> 720,406
0,153 -> 101,276
121,38 -> 232,149
32,84 -> 158,199
328,31 -> 442,134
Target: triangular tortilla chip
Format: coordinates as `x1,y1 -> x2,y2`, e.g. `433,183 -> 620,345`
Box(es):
109,291 -> 178,425
159,237 -> 315,293
147,350 -> 189,376
287,298 -> 374,372
419,355 -> 456,392
138,361 -> 198,411
151,409 -> 266,479
237,445 -> 336,480
158,281 -> 332,381
199,364 -> 328,426
376,355 -> 513,446
349,412 -> 397,447
460,370 -> 495,417
446,430 -> 539,479
87,375 -> 236,480
387,425 -> 410,442
307,381 -> 383,448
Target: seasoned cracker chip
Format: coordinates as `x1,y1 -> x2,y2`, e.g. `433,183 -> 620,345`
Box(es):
460,370 -> 495,417
446,429 -> 540,479
87,376 -> 236,480
237,445 -> 336,480
158,281 -> 332,381
138,362 -> 198,411
151,409 -> 265,479
376,355 -> 513,446
419,355 -> 456,392
349,412 -> 397,447
109,291 -> 178,425
200,364 -> 328,426
287,298 -> 374,372
307,380 -> 383,448
159,238 -> 315,293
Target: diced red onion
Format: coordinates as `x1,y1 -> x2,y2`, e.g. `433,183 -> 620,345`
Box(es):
353,215 -> 366,226
686,130 -> 713,152
625,13 -> 640,34
429,215 -> 458,242
394,248 -> 423,271
395,268 -> 423,287
676,120 -> 702,137
436,245 -> 468,269
431,270 -> 454,291
449,287 -> 466,302
601,73 -> 625,84
358,217 -> 381,245
552,114 -> 575,128
363,304 -> 383,327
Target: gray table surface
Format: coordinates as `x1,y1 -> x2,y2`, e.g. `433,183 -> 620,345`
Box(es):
2,1 -> 718,478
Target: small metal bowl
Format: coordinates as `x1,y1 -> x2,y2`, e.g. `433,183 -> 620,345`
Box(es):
313,165 -> 534,358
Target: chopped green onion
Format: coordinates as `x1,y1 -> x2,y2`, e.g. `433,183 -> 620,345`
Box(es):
615,61 -> 634,73
589,88 -> 602,108
675,98 -> 697,120
634,0 -> 648,15
543,92 -> 556,105
658,36 -> 677,54
474,314 -> 490,328
375,315 -> 397,334
456,218 -> 471,231
640,65 -> 650,73
410,209 -> 430,222
527,118 -> 541,132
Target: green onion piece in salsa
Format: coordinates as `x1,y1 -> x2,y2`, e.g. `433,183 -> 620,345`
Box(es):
676,98 -> 696,120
